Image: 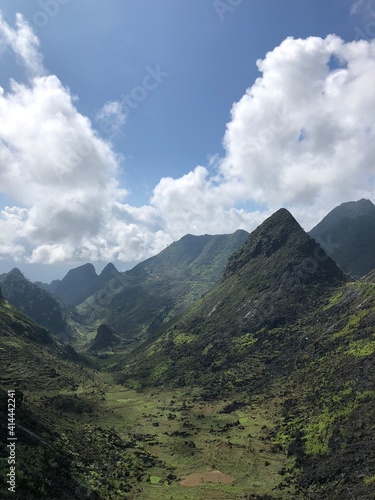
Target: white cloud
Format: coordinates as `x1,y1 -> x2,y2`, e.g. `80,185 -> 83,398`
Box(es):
151,166 -> 263,237
0,12 -> 44,76
96,100 -> 127,135
152,35 -> 375,232
0,13 -> 164,265
350,0 -> 375,16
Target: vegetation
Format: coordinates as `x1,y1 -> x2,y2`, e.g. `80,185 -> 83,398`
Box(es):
1,207 -> 375,498
76,230 -> 249,344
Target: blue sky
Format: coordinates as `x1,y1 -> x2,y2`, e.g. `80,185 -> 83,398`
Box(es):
0,0 -> 374,280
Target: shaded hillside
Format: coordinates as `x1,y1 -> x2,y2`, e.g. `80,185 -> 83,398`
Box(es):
77,230 -> 249,340
89,323 -> 120,352
115,209 -> 375,499
45,263 -> 98,306
0,290 -> 172,499
0,268 -> 74,341
309,198 -> 375,278
271,271 -> 375,499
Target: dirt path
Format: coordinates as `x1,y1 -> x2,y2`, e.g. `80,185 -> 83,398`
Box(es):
180,470 -> 235,487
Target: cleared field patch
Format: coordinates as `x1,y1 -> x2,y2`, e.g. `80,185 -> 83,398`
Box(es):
180,470 -> 234,486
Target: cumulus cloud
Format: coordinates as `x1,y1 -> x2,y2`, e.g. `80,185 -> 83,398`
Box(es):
152,35 -> 375,232
0,13 -> 166,265
151,166 -> 263,236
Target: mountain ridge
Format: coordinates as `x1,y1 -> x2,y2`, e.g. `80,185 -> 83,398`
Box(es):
0,268 -> 74,341
75,230 -> 249,341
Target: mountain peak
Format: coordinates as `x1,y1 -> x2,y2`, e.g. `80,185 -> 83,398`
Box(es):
121,207 -> 346,391
224,208 -> 309,276
9,267 -> 25,278
100,262 -> 117,278
334,198 -> 375,219
53,263 -> 98,306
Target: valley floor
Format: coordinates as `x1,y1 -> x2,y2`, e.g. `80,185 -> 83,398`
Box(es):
89,372 -> 300,499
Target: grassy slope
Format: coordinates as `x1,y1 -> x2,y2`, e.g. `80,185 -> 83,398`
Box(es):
116,276 -> 375,499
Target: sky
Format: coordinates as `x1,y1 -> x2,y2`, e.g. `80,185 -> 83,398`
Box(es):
0,0 -> 374,281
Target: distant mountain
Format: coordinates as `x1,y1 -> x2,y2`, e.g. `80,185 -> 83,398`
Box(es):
309,198 -> 375,278
41,262 -> 124,309
77,230 -> 249,339
117,208 -> 375,499
48,263 -> 98,306
128,230 -> 249,282
0,268 -> 74,341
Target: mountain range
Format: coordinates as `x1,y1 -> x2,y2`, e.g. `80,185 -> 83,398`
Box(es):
115,207 -> 375,499
118,208 -> 346,390
72,230 -> 249,345
1,200 -> 374,499
39,262 -> 119,306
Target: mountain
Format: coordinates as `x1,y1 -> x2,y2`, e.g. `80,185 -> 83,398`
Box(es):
40,263 -> 123,310
115,208 -> 375,499
119,208 -> 346,389
128,230 -> 249,282
2,206 -> 375,498
89,323 -> 120,352
48,263 -> 98,306
309,198 -> 375,278
0,268 -> 74,341
77,230 -> 249,340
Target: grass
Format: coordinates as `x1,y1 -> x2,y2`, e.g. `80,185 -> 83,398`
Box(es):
91,372 -> 298,498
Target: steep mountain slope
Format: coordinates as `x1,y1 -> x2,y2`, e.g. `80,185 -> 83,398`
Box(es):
128,230 -> 249,282
116,208 -> 375,499
0,268 -> 74,341
309,198 -> 375,278
0,290 -> 173,499
120,209 -> 346,390
45,263 -> 98,306
77,230 -> 249,341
